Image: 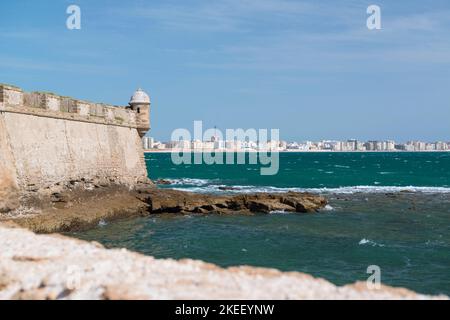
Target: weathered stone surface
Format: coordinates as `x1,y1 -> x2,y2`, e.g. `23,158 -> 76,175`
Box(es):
2,185 -> 149,233
1,112 -> 148,192
155,179 -> 172,185
139,189 -> 327,215
0,115 -> 20,212
0,224 -> 445,300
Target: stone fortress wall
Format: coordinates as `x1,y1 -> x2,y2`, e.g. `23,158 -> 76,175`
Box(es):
0,84 -> 141,128
0,84 -> 151,212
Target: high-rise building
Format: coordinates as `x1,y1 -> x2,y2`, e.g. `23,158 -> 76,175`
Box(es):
142,136 -> 152,150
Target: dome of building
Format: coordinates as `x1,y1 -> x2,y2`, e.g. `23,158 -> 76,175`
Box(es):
129,88 -> 150,105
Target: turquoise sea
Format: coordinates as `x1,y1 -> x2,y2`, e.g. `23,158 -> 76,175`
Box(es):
71,152 -> 450,296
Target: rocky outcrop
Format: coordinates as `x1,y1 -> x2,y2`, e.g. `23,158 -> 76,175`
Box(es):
0,224 -> 445,300
2,185 -> 327,233
155,179 -> 172,185
7,187 -> 150,233
138,188 -> 327,215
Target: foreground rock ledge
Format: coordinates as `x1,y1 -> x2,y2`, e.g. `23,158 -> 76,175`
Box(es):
0,225 -> 446,300
2,186 -> 328,233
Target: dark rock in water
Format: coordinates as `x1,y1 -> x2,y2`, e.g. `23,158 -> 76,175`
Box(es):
138,189 -> 327,215
218,186 -> 240,191
156,179 -> 172,185
385,193 -> 398,198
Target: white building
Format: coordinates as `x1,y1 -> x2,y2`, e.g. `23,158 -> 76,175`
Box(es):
142,137 -> 151,150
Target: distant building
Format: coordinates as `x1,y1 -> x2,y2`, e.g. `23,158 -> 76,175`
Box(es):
386,140 -> 396,151
286,142 -> 300,150
191,140 -> 203,150
434,141 -> 448,151
142,136 -> 154,149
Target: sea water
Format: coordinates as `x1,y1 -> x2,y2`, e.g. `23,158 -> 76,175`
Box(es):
70,152 -> 450,295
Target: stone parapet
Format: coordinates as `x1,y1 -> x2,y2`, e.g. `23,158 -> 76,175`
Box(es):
0,84 -> 137,129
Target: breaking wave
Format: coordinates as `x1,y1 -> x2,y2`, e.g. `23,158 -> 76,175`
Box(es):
359,238 -> 385,247
269,210 -> 289,214
164,179 -> 450,195
157,178 -> 214,186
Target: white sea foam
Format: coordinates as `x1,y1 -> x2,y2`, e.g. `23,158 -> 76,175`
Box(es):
269,210 -> 289,214
177,185 -> 450,194
359,238 -> 384,247
171,187 -> 209,193
171,183 -> 450,195
310,186 -> 450,194
159,178 -> 213,186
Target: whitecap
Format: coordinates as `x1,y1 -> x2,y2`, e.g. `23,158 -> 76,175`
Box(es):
171,187 -> 208,193
334,165 -> 350,169
159,178 -> 214,186
269,210 -> 289,214
359,238 -> 370,245
358,238 -> 384,247
171,184 -> 450,195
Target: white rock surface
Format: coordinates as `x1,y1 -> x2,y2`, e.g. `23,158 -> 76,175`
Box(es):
0,224 -> 446,300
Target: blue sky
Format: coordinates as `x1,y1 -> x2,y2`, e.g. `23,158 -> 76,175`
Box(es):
1,0 -> 449,142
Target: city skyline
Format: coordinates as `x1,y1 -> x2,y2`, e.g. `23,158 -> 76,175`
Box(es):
144,127 -> 449,145
143,136 -> 450,152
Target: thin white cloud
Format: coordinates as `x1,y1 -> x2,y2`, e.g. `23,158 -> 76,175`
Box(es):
387,10 -> 450,32
119,0 -> 349,33
0,56 -> 124,75
113,0 -> 450,72
181,9 -> 450,72
0,29 -> 48,40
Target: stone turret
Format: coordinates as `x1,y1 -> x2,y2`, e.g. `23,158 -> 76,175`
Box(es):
128,88 -> 150,138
